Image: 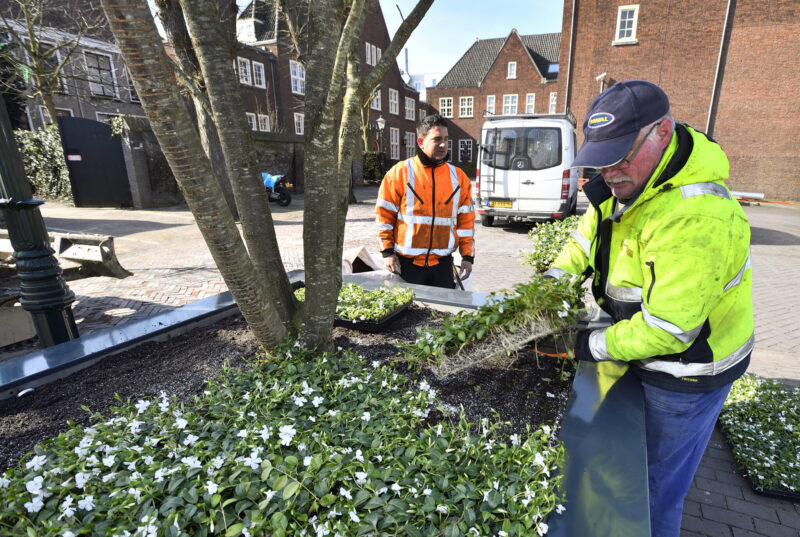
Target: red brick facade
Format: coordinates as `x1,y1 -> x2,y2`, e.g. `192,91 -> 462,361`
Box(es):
560,0 -> 800,200
426,30 -> 562,178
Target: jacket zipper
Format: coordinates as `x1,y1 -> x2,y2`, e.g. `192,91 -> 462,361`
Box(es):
425,166 -> 436,267
407,183 -> 424,204
646,261 -> 656,302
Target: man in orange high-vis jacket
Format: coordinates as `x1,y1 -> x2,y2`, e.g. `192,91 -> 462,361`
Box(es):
375,114 -> 475,288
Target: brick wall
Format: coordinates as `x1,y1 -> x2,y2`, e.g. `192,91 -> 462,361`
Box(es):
561,0 -> 800,200
426,30 -> 561,176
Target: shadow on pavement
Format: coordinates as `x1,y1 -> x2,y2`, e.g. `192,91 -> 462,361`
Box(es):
42,217 -> 184,237
750,226 -> 800,246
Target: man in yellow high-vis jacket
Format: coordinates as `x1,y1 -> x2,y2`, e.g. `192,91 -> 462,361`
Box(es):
546,80 -> 753,537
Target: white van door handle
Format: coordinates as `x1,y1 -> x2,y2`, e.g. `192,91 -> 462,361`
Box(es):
521,180 -> 535,185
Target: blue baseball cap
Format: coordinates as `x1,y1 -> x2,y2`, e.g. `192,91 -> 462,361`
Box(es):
572,80 -> 670,169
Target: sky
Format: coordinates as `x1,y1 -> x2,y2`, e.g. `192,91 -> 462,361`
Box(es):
379,0 -> 564,75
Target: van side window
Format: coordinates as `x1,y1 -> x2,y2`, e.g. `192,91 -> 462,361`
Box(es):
482,129 -> 517,170
527,128 -> 562,169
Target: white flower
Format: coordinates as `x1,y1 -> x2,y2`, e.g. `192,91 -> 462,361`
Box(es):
361,411 -> 371,422
102,455 -> 116,468
555,504 -> 566,514
259,425 -> 273,441
498,531 -> 508,537
175,417 -> 188,429
348,509 -> 360,523
26,476 -> 44,495
264,490 -> 277,503
510,434 -> 520,446
340,487 -> 352,500
135,400 -> 151,414
292,395 -> 308,407
354,450 -> 364,462
301,381 -> 314,395
537,522 -> 549,536
312,396 -> 324,408
423,488 -> 432,496
78,495 -> 95,511
181,456 -> 202,469
237,429 -> 248,438
0,476 -> 9,488
355,472 -> 368,486
102,472 -> 117,483
24,496 -> 44,513
391,483 -> 401,495
206,481 -> 219,494
546,392 -> 555,398
63,532 -> 75,537
25,455 -> 47,472
128,487 -> 142,501
279,425 -> 297,446
328,409 -> 339,417
75,472 -> 90,489
436,505 -> 448,514
211,456 -> 225,469
304,456 -> 312,467
183,434 -> 199,446
143,455 -> 154,466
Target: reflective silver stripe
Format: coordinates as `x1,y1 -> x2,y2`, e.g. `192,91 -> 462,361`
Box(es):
448,165 -> 459,252
458,204 -> 474,214
571,231 -> 591,258
456,229 -> 473,237
544,267 -> 568,279
638,333 -> 754,377
641,304 -> 704,344
588,329 -> 614,361
398,214 -> 456,226
394,244 -> 456,257
606,282 -> 643,303
404,159 -> 416,250
377,222 -> 394,231
680,182 -> 732,200
723,251 -> 752,292
377,199 -> 399,213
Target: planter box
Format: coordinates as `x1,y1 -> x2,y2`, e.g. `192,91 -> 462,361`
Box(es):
333,300 -> 411,332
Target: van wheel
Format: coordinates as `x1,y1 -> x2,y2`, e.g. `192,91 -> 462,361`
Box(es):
481,214 -> 494,227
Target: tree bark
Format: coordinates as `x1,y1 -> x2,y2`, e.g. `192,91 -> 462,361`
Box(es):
100,0 -> 286,347
179,0 -> 297,330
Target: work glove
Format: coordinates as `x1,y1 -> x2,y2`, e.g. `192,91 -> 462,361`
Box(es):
573,330 -> 599,362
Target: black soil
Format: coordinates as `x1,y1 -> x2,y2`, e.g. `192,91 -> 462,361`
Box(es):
0,305 -> 573,472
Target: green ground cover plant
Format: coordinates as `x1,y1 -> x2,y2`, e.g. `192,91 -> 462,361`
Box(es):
520,217 -> 580,274
0,345 -> 564,537
718,374 -> 800,495
295,283 -> 414,322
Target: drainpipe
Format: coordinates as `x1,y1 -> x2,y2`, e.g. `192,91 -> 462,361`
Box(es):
267,49 -> 280,131
0,95 -> 79,347
563,0 -> 577,114
706,0 -> 736,137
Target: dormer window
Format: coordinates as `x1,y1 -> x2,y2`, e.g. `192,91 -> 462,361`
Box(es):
613,5 -> 639,45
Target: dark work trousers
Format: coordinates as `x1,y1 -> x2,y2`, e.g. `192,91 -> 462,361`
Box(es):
397,255 -> 456,289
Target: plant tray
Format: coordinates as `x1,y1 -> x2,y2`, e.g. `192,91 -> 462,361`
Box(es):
334,301 -> 411,333
720,430 -> 800,503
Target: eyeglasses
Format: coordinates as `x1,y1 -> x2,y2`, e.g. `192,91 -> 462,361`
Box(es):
610,122 -> 660,170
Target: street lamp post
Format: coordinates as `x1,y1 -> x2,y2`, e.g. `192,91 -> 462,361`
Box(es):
0,95 -> 79,347
376,115 -> 386,175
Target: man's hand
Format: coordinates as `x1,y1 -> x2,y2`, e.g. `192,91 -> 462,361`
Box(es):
459,260 -> 473,280
574,330 -> 598,362
384,254 -> 401,274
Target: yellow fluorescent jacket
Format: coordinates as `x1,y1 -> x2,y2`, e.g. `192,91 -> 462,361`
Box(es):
376,156 -> 475,267
548,124 -> 753,391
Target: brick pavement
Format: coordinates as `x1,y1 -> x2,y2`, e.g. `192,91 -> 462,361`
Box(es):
8,187 -> 800,535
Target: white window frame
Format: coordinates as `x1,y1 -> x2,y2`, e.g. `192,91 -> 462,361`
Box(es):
245,112 -> 257,131
371,89 -> 381,111
125,68 -> 139,103
376,47 -> 381,63
459,96 -> 473,118
258,113 -> 270,132
507,61 -> 517,79
502,94 -> 517,115
371,44 -> 378,66
237,57 -> 252,85
83,49 -> 119,98
459,139 -> 473,163
39,106 -> 73,125
439,97 -> 453,118
390,127 -> 400,160
405,131 -> 416,159
447,139 -> 452,156
294,112 -> 304,135
95,111 -> 120,123
35,40 -> 68,94
549,92 -> 558,114
486,95 -> 495,115
405,97 -> 415,120
289,60 -> 305,95
526,93 -> 535,114
389,88 -> 399,115
252,61 -> 266,88
365,42 -> 372,65
613,5 -> 639,45
419,108 -> 426,120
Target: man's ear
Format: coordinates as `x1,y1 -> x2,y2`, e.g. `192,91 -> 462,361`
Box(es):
657,119 -> 673,145
417,136 -> 424,147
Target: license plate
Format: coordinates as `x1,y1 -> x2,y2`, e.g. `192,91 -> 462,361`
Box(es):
490,200 -> 512,208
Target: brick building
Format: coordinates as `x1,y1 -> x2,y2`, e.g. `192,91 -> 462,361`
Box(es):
425,30 -> 561,177
237,0 -> 421,172
558,0 -> 800,201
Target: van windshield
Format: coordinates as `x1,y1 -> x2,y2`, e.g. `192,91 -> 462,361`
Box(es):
482,127 -> 562,171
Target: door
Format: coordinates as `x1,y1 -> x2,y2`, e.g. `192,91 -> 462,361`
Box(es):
479,127 -> 521,209
516,125 -> 564,213
57,116 -> 133,207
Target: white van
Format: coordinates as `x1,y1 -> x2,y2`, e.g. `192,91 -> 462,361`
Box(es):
474,114 -> 579,226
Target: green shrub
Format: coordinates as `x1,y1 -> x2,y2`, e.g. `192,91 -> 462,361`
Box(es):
14,126 -> 72,203
520,216 -> 580,273
363,151 -> 383,183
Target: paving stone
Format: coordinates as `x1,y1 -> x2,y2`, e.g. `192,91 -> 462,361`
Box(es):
695,476 -> 746,500
700,504 -> 755,531
686,487 -> 729,508
725,497 -> 780,523
778,509 -> 800,530
681,513 -> 733,537
753,517 -> 800,537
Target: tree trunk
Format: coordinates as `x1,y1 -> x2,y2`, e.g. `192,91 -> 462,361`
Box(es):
100,0 -> 286,347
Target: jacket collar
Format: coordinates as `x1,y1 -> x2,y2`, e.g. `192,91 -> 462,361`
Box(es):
416,146 -> 450,168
